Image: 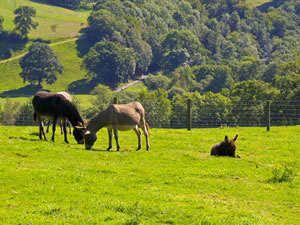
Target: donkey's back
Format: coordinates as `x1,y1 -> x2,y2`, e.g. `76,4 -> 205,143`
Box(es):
32,91 -> 68,119
110,102 -> 145,126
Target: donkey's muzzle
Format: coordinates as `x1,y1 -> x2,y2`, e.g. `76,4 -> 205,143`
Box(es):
85,145 -> 92,150
77,139 -> 84,144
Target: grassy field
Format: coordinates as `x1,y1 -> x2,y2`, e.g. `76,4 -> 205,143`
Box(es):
0,0 -> 89,39
0,126 -> 299,224
0,0 -> 89,96
0,41 -> 87,94
246,0 -> 271,7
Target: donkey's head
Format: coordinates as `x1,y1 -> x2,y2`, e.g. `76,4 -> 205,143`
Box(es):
224,134 -> 238,156
75,126 -> 97,150
73,127 -> 84,144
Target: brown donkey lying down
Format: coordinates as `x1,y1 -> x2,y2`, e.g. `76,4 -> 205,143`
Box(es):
211,134 -> 240,158
76,102 -> 150,151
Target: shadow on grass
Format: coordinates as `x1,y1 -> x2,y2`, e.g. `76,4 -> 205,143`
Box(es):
67,78 -> 98,94
8,136 -> 39,142
0,33 -> 27,60
0,85 -> 50,97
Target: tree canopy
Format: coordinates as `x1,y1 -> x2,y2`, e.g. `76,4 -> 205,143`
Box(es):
13,6 -> 38,39
19,42 -> 63,86
80,0 -> 299,90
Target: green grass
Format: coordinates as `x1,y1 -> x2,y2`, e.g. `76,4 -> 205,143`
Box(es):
0,0 -> 89,39
0,126 -> 299,224
0,41 -> 86,93
0,0 -> 90,95
245,0 -> 271,7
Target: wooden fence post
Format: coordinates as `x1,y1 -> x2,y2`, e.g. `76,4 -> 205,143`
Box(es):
266,100 -> 271,131
187,99 -> 192,131
113,97 -> 118,104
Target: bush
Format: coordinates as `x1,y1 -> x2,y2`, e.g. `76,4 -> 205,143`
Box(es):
15,101 -> 34,126
2,99 -> 21,125
271,161 -> 297,183
143,74 -> 170,90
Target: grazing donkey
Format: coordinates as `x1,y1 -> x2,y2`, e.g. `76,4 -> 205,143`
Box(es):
46,91 -> 72,135
32,91 -> 85,144
76,102 -> 150,151
211,134 -> 240,158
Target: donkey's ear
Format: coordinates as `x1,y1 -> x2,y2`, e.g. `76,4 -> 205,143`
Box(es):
77,121 -> 84,127
234,134 -> 238,141
224,136 -> 228,142
84,130 -> 91,135
75,126 -> 86,131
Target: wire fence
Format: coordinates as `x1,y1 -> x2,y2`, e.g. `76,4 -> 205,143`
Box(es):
0,99 -> 299,129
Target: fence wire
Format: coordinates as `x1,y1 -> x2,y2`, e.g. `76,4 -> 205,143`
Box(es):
0,100 -> 299,129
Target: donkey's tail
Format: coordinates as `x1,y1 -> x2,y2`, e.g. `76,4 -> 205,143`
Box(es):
145,121 -> 150,136
33,112 -> 37,123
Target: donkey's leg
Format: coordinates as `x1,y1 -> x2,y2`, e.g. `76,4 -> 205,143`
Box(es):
46,120 -> 50,133
40,119 -> 48,141
38,118 -> 43,140
68,120 -> 72,135
62,119 -> 69,144
133,126 -> 141,151
60,120 -> 64,134
107,128 -> 113,151
51,118 -> 57,142
113,127 -> 120,151
141,122 -> 150,151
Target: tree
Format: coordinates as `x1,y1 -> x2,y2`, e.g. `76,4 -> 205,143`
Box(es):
91,83 -> 115,111
87,9 -> 125,43
159,29 -> 206,72
144,74 -> 170,91
14,6 -> 38,39
19,42 -> 63,87
137,89 -> 172,127
193,64 -> 233,93
82,41 -> 136,87
237,56 -> 263,81
169,65 -> 196,91
231,80 -> 280,126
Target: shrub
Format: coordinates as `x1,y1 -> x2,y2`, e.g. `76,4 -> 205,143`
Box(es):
271,161 -> 297,183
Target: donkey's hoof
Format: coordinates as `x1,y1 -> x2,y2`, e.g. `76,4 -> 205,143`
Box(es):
106,146 -> 112,151
136,147 -> 141,151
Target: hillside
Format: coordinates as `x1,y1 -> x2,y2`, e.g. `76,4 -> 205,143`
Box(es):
1,0 -> 298,96
0,0 -> 89,39
0,0 -> 90,95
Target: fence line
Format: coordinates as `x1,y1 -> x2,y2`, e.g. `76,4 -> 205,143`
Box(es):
0,99 -> 299,129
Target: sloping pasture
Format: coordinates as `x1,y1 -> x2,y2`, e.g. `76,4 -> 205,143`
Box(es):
0,126 -> 299,224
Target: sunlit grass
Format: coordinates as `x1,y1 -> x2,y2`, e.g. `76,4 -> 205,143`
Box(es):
0,126 -> 299,224
0,0 -> 89,39
246,0 -> 271,7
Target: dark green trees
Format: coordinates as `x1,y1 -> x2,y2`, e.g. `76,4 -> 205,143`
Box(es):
82,41 -> 136,87
47,0 -> 82,10
19,42 -> 63,87
13,6 -> 38,39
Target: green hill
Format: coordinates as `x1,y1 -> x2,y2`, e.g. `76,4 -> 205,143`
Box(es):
0,0 -> 298,99
0,0 -> 89,39
0,0 -> 90,95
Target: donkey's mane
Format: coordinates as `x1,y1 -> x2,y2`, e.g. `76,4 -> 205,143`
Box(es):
62,98 -> 84,125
